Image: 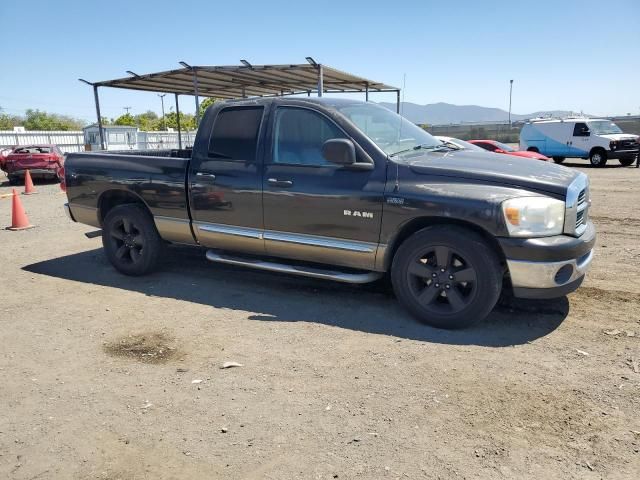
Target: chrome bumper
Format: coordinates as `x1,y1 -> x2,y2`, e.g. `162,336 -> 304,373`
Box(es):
507,249 -> 594,290
507,250 -> 593,289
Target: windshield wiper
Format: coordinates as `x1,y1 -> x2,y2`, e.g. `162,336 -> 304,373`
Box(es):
389,143 -> 455,158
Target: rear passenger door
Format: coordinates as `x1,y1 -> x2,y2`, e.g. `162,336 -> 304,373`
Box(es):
189,105 -> 266,255
261,106 -> 384,270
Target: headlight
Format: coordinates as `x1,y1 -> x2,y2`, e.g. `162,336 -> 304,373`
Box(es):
502,197 -> 565,237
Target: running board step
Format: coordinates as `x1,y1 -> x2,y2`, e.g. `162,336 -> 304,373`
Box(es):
205,250 -> 382,284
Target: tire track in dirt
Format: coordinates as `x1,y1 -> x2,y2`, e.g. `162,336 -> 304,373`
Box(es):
570,286 -> 639,304
590,215 -> 640,228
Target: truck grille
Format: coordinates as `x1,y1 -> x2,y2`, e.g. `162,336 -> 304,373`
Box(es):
564,175 -> 589,237
575,188 -> 588,233
618,139 -> 639,151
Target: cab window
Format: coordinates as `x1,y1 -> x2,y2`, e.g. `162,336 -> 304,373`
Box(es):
272,107 -> 346,166
573,123 -> 590,137
208,107 -> 264,162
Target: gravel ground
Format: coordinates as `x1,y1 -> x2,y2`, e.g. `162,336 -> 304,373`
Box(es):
1,160 -> 639,480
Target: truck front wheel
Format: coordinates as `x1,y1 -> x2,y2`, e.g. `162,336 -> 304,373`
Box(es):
589,149 -> 607,167
391,226 -> 502,329
102,204 -> 163,276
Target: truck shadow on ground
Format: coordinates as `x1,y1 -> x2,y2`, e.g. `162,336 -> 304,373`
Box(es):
23,245 -> 569,347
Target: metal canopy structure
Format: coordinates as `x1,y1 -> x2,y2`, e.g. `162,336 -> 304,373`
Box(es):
79,58 -> 400,151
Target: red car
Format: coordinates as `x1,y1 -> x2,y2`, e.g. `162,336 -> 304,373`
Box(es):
1,144 -> 65,185
469,140 -> 551,161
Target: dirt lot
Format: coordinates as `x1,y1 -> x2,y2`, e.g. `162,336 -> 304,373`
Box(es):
1,160 -> 639,480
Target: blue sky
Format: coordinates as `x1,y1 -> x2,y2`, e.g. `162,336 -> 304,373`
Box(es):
1,0 -> 639,122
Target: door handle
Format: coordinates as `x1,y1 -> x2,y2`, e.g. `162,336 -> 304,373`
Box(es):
267,178 -> 293,188
196,172 -> 216,181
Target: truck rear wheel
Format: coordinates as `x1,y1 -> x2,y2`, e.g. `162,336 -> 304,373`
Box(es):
619,157 -> 635,166
552,156 -> 565,164
102,204 -> 163,276
391,226 -> 502,329
589,149 -> 607,167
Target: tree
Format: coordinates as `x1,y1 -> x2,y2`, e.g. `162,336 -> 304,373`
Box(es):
0,112 -> 22,130
135,111 -> 160,131
22,109 -> 84,130
164,111 -> 196,131
199,97 -> 218,118
113,113 -> 136,126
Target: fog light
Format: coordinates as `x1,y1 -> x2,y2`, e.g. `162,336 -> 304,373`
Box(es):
554,264 -> 574,285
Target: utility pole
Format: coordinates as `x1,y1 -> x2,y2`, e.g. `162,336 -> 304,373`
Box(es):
158,94 -> 166,130
123,106 -> 131,114
508,79 -> 514,127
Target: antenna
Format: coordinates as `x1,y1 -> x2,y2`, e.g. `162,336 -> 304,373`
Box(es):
401,73 -> 406,117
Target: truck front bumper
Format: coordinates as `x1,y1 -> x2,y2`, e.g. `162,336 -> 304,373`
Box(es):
608,149 -> 639,160
498,221 -> 596,299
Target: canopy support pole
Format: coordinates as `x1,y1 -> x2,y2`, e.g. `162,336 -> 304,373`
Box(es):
174,93 -> 182,150
93,85 -> 105,150
193,68 -> 200,126
396,90 -> 400,114
365,83 -> 369,102
317,64 -> 323,97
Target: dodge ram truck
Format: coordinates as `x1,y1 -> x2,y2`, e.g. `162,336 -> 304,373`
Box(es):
63,98 -> 595,329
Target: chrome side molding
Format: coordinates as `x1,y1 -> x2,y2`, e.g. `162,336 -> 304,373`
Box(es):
263,230 -> 376,253
205,250 -> 383,284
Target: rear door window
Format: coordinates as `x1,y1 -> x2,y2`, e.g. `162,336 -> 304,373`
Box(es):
208,107 -> 264,162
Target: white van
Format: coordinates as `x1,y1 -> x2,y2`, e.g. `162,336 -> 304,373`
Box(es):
520,118 -> 639,167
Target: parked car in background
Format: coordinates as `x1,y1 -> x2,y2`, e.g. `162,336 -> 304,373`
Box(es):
435,136 -> 488,152
519,118 -> 640,167
1,144 -> 65,185
469,140 -> 551,161
0,147 -> 12,171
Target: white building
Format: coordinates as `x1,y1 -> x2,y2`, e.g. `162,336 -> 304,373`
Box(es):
82,125 -> 197,151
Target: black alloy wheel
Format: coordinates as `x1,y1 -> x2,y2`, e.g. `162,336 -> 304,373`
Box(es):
102,204 -> 162,276
391,226 -> 502,329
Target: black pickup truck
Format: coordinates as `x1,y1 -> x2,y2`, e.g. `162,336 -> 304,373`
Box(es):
63,98 -> 595,329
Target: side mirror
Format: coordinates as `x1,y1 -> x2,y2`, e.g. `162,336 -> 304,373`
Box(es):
322,138 -> 356,165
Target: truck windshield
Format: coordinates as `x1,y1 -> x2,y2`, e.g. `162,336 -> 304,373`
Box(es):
587,120 -> 623,135
337,103 -> 440,156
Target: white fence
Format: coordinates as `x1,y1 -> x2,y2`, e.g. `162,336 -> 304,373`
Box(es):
136,131 -> 197,150
0,131 -> 85,153
0,130 -> 198,153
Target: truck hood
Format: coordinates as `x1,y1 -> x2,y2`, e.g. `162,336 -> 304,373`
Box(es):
600,133 -> 639,141
404,150 -> 577,196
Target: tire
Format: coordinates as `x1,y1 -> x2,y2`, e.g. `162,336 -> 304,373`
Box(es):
8,175 -> 20,186
552,156 -> 565,164
589,149 -> 607,167
102,204 -> 163,276
619,158 -> 635,167
527,147 -> 539,153
391,226 -> 502,329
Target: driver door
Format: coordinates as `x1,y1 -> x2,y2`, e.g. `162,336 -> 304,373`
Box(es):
262,106 -> 384,270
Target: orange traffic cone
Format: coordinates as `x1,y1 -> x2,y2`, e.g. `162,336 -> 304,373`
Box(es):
6,188 -> 33,230
23,169 -> 37,195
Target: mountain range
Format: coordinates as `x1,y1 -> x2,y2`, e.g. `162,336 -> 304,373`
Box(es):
378,101 -> 578,125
